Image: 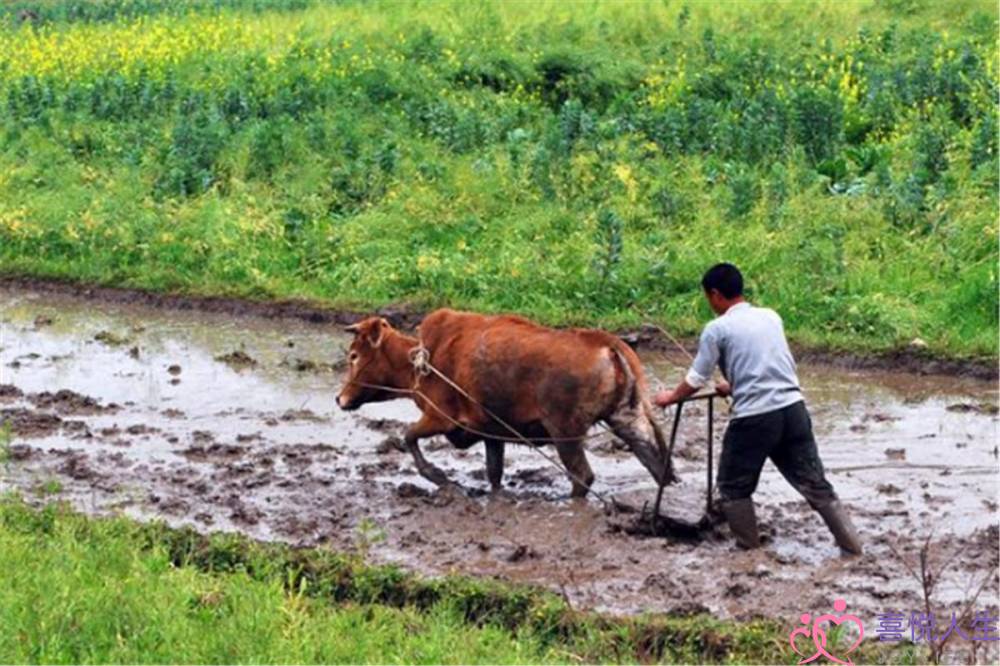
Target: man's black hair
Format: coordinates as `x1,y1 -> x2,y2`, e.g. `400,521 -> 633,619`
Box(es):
701,263 -> 743,299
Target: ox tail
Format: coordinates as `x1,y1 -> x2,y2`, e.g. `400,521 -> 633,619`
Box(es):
609,344 -> 677,485
609,345 -> 639,410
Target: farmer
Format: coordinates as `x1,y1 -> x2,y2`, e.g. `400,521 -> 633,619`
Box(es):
654,263 -> 863,555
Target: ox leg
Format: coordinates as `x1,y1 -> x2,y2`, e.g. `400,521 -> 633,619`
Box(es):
554,441 -> 594,498
404,415 -> 452,488
485,439 -> 505,492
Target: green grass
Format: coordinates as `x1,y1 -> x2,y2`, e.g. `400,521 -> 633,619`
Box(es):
0,501 -> 552,663
0,496 -> 918,664
0,0 -> 995,360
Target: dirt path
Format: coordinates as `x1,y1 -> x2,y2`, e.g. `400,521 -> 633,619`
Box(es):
1,285 -> 997,630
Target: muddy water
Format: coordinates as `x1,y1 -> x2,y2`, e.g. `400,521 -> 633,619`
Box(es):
1,286 -> 997,631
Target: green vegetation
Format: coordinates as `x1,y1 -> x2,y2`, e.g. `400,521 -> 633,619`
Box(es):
0,497 -> 914,664
0,0 -> 996,359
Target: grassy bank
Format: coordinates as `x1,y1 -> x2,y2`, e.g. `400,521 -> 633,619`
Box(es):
0,496 -> 916,664
0,0 -> 996,358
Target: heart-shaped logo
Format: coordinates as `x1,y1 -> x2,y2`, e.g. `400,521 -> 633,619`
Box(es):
788,599 -> 865,665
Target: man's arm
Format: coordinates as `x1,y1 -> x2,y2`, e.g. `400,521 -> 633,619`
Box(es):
654,325 -> 729,407
653,378 -> 731,408
654,378 -> 699,407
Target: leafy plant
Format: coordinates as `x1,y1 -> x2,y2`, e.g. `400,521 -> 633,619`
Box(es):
592,209 -> 624,289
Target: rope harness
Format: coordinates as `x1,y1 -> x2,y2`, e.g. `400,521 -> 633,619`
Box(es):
402,343 -> 616,506
346,336 -> 722,532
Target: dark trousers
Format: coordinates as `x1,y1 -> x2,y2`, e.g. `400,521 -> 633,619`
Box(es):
717,400 -> 837,508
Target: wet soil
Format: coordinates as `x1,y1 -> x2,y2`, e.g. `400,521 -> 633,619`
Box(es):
2,274 -> 995,380
0,284 -> 997,629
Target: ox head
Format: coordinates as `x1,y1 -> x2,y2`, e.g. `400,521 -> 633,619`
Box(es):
336,316 -> 401,411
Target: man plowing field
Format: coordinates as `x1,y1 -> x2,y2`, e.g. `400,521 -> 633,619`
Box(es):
655,263 -> 863,555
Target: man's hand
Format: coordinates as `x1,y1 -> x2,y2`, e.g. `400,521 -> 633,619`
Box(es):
654,380 -> 698,408
656,380 -> 727,408
653,389 -> 676,408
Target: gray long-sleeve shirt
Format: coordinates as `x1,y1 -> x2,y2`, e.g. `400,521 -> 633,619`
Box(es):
685,301 -> 803,419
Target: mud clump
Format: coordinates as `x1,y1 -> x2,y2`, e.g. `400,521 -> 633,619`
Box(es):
279,357 -> 339,373
396,482 -> 431,499
280,409 -> 323,422
946,402 -> 999,415
58,452 -> 96,480
375,436 -> 404,455
358,461 -> 397,479
864,412 -> 900,423
181,443 -> 244,461
884,448 -> 906,461
33,315 -> 54,328
215,350 -> 257,369
239,472 -> 272,491
226,497 -> 265,525
361,417 -> 408,433
0,384 -> 24,401
192,431 -> 214,444
1,408 -> 87,438
970,525 -> 1000,570
505,544 -> 539,563
724,583 -> 751,598
8,444 -> 34,460
94,330 -> 130,346
167,364 -> 182,376
286,357 -> 318,372
148,494 -> 190,516
28,389 -> 117,415
510,468 -> 556,486
281,449 -> 312,466
272,514 -> 321,540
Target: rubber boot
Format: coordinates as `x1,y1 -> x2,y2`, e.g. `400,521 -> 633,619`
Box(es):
816,500 -> 863,555
722,498 -> 761,549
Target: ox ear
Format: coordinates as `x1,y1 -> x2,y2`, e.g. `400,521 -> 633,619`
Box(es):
368,318 -> 388,348
343,318 -> 388,347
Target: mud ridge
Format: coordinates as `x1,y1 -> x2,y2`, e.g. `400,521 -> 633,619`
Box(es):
2,274 -> 995,380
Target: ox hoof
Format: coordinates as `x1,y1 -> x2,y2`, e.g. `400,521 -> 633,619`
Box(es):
420,465 -> 453,488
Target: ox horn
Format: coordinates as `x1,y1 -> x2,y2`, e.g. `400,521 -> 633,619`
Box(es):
343,322 -> 362,333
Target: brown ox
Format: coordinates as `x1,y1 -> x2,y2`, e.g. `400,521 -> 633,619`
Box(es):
336,308 -> 673,496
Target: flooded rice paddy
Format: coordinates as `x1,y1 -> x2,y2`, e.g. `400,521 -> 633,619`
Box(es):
0,285 -> 996,628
